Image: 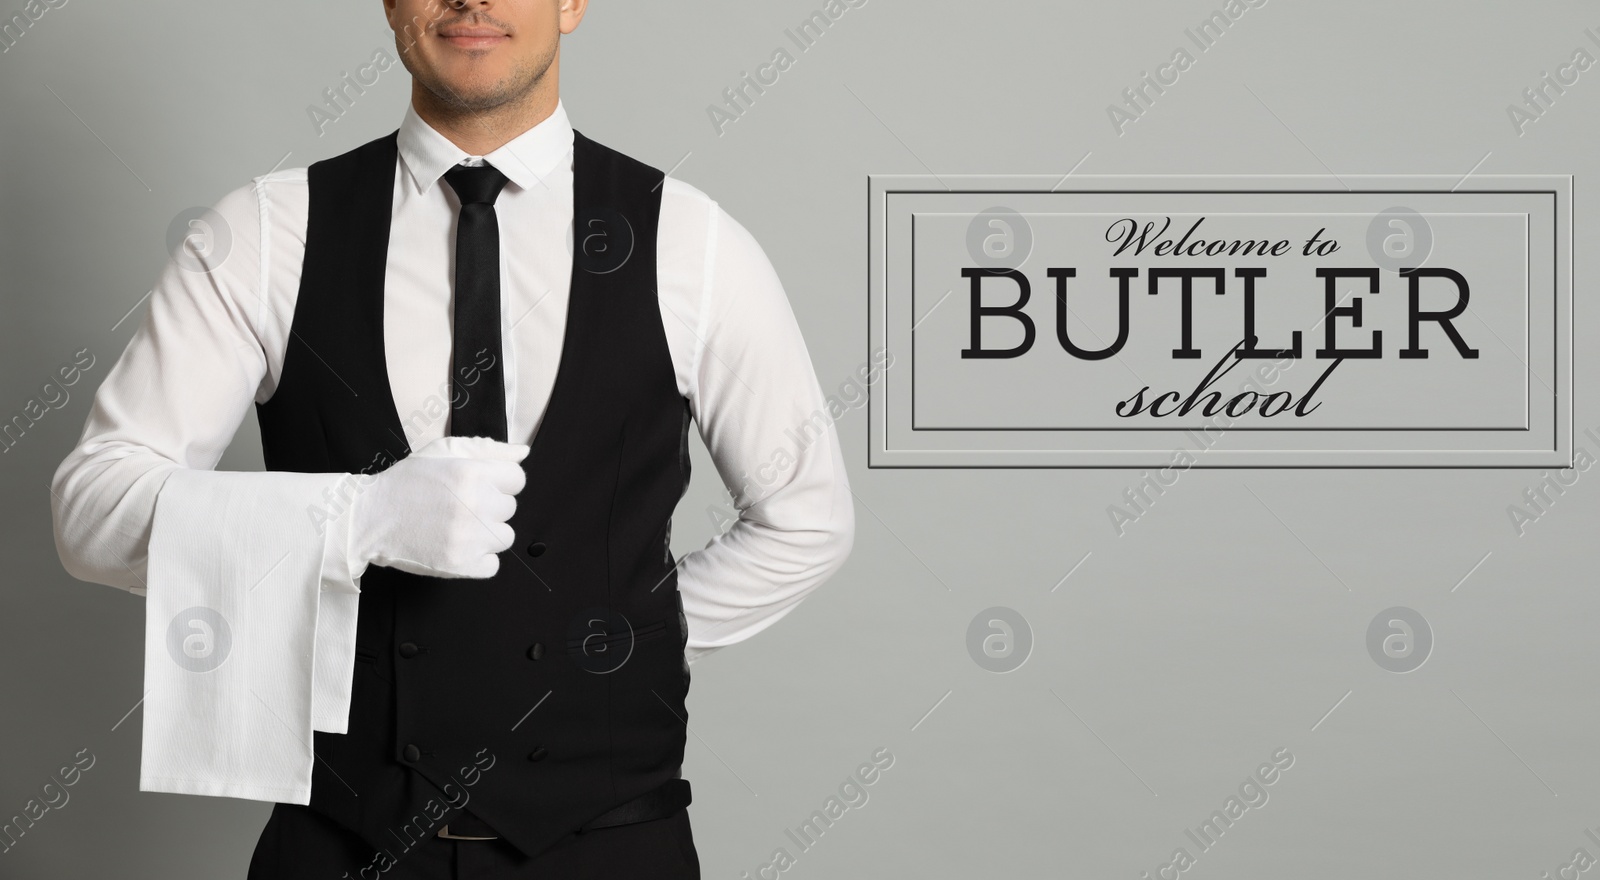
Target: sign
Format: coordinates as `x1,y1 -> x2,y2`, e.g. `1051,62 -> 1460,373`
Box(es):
868,175 -> 1571,467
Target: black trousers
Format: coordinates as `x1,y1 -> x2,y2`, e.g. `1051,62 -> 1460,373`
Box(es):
246,802 -> 701,880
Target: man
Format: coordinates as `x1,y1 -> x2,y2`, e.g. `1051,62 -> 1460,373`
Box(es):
49,0 -> 855,876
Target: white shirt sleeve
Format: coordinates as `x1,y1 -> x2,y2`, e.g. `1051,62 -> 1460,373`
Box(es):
675,203 -> 856,664
49,177 -> 360,804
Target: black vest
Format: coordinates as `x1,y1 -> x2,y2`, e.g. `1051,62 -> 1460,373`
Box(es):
256,129 -> 693,860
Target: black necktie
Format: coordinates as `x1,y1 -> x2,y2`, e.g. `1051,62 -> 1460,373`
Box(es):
443,162 -> 511,442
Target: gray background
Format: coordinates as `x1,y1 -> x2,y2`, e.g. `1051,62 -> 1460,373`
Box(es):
2,0 -> 1596,877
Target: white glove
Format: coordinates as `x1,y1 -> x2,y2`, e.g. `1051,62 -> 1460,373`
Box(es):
348,435 -> 530,580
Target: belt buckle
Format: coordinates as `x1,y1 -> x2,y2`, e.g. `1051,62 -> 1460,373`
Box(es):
437,825 -> 498,841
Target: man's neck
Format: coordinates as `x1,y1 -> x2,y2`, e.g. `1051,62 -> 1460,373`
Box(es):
410,82 -> 559,157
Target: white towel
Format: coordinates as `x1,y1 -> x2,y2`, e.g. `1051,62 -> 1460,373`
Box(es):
141,468 -> 360,804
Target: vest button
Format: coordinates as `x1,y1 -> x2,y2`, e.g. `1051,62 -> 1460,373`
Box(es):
527,643 -> 544,661
403,744 -> 422,763
527,746 -> 548,762
527,541 -> 547,558
398,642 -> 421,659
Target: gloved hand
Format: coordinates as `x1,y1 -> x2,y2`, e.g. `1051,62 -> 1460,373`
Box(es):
349,435 -> 530,580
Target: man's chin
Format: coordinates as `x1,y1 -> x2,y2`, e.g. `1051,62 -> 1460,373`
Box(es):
425,78 -> 522,111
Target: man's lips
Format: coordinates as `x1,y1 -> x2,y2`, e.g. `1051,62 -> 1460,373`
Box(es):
438,26 -> 509,49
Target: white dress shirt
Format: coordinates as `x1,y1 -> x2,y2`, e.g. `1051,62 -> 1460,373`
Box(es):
50,101 -> 855,803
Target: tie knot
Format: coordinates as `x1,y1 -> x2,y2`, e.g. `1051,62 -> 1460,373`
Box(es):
443,163 -> 511,206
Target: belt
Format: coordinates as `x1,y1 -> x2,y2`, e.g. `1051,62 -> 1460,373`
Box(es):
437,778 -> 692,841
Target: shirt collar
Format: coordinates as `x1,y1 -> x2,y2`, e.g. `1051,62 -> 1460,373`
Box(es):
397,100 -> 573,196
